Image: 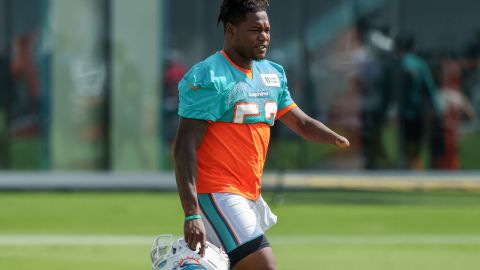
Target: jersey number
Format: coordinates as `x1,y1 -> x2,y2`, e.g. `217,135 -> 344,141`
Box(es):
233,101 -> 277,124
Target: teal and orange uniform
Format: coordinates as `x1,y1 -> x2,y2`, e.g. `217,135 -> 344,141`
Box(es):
178,50 -> 296,200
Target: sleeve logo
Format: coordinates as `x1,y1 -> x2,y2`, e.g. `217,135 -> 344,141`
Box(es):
188,83 -> 201,90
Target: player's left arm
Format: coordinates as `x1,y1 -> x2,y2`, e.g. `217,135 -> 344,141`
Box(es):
279,106 -> 350,148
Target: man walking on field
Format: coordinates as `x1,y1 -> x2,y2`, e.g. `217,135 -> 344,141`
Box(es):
174,1 -> 350,269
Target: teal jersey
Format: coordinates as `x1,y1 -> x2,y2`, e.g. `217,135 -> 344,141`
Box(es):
178,51 -> 295,125
401,53 -> 442,119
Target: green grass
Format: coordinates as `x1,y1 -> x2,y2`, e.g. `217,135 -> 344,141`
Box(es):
459,131 -> 480,169
0,246 -> 148,270
1,191 -> 480,269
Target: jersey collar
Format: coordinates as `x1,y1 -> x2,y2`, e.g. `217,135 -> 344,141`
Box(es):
220,50 -> 253,80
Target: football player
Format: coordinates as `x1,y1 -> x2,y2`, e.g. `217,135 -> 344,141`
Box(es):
174,1 -> 350,269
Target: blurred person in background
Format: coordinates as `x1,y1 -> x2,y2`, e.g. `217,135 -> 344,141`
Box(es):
173,0 -> 350,269
354,22 -> 395,169
433,55 -> 475,169
396,35 -> 444,170
162,49 -> 187,147
9,0 -> 48,137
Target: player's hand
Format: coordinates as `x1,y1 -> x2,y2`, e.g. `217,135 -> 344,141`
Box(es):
184,218 -> 207,257
335,136 -> 350,148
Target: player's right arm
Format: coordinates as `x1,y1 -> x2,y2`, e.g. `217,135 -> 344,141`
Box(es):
279,107 -> 350,148
173,117 -> 209,256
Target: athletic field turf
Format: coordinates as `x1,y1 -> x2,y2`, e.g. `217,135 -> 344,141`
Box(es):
1,191 -> 480,269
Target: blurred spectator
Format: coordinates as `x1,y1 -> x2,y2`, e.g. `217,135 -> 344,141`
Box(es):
9,0 -> 48,137
396,35 -> 444,170
359,27 -> 395,169
162,49 -> 187,145
326,20 -> 365,169
433,57 -> 475,169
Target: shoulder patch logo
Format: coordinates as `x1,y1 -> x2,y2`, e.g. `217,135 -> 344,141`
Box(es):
260,74 -> 280,87
189,83 -> 201,90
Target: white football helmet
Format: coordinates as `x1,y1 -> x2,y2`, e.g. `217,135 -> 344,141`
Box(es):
150,235 -> 229,270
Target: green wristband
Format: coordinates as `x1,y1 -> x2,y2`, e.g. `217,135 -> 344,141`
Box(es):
184,215 -> 202,222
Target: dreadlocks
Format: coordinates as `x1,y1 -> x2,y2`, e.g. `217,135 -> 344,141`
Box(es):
217,0 -> 269,30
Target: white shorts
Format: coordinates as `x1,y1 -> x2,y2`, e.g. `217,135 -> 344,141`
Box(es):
197,193 -> 277,253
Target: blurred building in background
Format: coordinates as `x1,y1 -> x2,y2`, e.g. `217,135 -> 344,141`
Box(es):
0,0 -> 479,172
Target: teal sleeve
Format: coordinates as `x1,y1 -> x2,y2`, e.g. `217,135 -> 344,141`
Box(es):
177,65 -> 227,121
276,65 -> 295,110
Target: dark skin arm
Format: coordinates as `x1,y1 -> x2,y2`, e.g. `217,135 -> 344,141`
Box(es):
173,117 -> 209,256
279,107 -> 350,148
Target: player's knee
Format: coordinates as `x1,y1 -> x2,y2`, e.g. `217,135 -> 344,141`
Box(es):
229,235 -> 272,267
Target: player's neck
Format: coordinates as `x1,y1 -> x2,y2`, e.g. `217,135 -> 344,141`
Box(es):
222,48 -> 253,70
